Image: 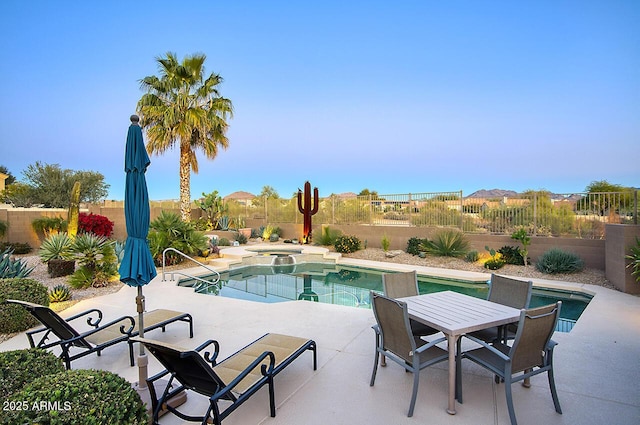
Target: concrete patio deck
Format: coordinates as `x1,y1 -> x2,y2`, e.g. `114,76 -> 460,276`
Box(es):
1,262 -> 639,425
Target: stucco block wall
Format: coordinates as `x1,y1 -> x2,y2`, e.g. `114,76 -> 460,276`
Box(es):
605,224 -> 640,294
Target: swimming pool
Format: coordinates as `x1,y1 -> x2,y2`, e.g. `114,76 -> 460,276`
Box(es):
178,261 -> 592,332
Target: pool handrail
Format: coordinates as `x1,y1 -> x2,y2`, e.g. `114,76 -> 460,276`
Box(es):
162,248 -> 221,284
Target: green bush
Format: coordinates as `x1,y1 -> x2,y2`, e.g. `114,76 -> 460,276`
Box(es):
218,237 -> 231,246
420,230 -> 469,257
536,248 -> 584,274
68,233 -> 118,289
484,257 -> 506,270
4,369 -> 148,425
31,216 -> 67,236
465,250 -> 479,262
0,248 -> 34,278
0,278 -> 49,333
0,348 -> 65,399
148,211 -> 208,266
0,242 -> 33,254
497,245 -> 525,265
406,237 -> 426,256
334,235 -> 361,254
235,231 -> 248,245
0,219 -> 7,238
381,235 -> 390,252
318,226 -> 342,246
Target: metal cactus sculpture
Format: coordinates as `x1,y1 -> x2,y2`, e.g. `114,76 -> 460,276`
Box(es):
297,181 -> 319,244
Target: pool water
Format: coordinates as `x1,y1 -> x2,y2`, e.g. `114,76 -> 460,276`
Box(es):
178,262 -> 592,332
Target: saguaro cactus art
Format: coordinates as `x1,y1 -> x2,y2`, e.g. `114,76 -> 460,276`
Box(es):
297,181 -> 319,243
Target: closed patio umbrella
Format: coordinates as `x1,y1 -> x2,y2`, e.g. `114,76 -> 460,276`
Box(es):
118,114 -> 157,389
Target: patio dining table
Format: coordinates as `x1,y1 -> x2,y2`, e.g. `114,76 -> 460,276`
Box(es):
399,290 -> 521,415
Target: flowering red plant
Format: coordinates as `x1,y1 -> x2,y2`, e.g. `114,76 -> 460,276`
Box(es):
78,213 -> 114,238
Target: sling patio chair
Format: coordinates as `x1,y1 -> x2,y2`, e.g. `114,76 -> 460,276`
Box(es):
376,270 -> 440,366
369,292 -> 448,417
457,302 -> 563,425
134,333 -> 317,425
468,274 -> 533,344
5,299 -> 193,369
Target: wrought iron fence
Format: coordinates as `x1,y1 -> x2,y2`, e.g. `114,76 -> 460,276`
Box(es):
220,190 -> 638,239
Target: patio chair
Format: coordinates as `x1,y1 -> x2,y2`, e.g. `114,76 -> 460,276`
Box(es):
369,292 -> 448,417
468,274 -> 533,344
5,299 -> 193,369
457,302 -> 562,425
377,270 -> 440,366
134,333 -> 317,425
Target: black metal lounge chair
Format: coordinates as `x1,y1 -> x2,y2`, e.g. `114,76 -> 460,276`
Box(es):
369,292 -> 448,417
134,333 -> 317,425
457,302 -> 563,425
5,299 -> 193,369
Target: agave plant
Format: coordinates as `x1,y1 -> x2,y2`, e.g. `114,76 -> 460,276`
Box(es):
0,248 -> 34,278
38,233 -> 73,262
49,284 -> 72,303
420,230 -> 469,257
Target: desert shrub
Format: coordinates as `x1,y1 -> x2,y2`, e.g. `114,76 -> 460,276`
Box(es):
498,245 -> 525,265
536,248 -> 584,274
465,250 -> 479,262
420,230 -> 469,257
0,248 -> 34,278
406,237 -> 426,256
235,231 -> 248,244
0,348 -> 65,399
0,242 -> 33,254
78,212 -> 114,237
483,246 -> 505,270
4,369 -> 148,425
626,237 -> 640,283
218,237 -> 230,246
148,211 -> 208,266
318,226 -> 342,246
0,278 -> 49,333
0,219 -> 6,238
68,233 -> 118,289
31,216 -> 67,237
334,235 -> 361,253
381,235 -> 390,252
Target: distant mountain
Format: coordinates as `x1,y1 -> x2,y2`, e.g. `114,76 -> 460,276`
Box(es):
466,189 -> 519,199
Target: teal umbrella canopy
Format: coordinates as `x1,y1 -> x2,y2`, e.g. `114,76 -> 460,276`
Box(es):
119,115 -> 157,287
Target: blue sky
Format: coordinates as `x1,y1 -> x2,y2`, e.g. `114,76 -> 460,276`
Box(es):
1,1 -> 638,201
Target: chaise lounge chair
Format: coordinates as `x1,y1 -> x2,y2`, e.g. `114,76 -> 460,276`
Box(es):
134,333 -> 317,425
5,299 -> 193,369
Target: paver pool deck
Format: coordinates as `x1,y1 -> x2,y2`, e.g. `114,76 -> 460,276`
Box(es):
1,256 -> 639,425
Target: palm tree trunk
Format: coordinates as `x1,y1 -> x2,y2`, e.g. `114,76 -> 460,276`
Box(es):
179,142 -> 191,221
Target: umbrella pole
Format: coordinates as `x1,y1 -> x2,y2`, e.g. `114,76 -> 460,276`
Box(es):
136,287 -> 148,390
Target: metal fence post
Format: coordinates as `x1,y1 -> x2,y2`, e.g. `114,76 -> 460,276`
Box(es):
459,190 -> 463,231
533,192 -> 537,236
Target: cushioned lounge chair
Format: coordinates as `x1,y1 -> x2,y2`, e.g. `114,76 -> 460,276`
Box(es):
134,333 -> 317,425
369,292 -> 448,417
5,299 -> 193,369
457,302 -> 563,425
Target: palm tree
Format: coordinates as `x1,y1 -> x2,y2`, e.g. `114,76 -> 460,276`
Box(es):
137,52 -> 233,221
